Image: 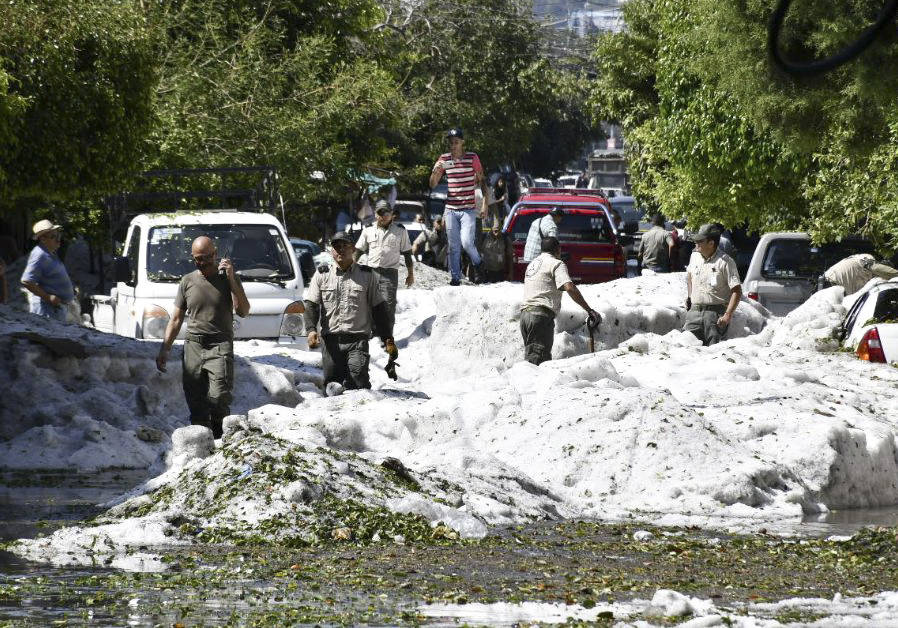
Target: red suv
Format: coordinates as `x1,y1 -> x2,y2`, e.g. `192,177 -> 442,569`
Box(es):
503,188 -> 631,283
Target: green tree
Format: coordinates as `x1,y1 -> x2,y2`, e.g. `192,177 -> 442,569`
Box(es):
590,0 -> 898,251
142,0 -> 401,208
375,0 -> 601,181
0,0 -> 156,206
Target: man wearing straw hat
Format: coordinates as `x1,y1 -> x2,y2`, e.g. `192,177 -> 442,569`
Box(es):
21,219 -> 74,322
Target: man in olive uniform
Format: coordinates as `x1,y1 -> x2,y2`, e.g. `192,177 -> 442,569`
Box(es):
637,213 -> 674,273
156,236 -> 250,438
684,223 -> 742,346
305,232 -> 397,392
520,237 -> 601,365
412,216 -> 448,269
480,222 -> 513,283
354,200 -> 414,331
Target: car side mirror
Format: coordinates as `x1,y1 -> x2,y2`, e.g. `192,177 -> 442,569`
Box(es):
624,220 -> 640,235
114,256 -> 132,284
617,235 -> 635,247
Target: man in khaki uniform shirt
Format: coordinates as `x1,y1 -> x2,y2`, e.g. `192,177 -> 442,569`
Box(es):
520,237 -> 600,365
823,253 -> 898,296
684,224 -> 742,346
355,200 -> 414,330
305,232 -> 396,392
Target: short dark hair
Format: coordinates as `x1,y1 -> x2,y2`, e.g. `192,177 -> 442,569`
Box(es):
541,236 -> 560,254
652,213 -> 666,227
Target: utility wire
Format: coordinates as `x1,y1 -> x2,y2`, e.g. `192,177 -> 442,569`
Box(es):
768,0 -> 898,75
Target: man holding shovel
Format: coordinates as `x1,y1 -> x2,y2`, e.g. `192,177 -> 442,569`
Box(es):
519,237 -> 601,365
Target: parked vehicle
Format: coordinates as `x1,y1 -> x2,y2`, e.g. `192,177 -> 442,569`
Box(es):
391,199 -> 429,244
609,196 -> 647,258
91,211 -> 305,340
533,177 -> 554,189
556,174 -> 580,189
743,232 -> 875,316
290,238 -> 320,283
840,279 -> 898,364
503,188 -> 632,283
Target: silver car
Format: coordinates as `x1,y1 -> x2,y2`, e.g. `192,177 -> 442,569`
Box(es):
743,232 -> 875,315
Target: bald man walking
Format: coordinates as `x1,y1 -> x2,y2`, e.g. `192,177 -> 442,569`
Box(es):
156,236 -> 250,438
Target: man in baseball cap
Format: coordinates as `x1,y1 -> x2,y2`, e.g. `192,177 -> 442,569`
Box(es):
303,228 -> 398,393
354,199 -> 414,331
21,219 -> 74,322
683,223 -> 742,345
429,125 -> 489,285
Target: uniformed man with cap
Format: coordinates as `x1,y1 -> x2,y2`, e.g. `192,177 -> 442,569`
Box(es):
520,236 -> 600,365
684,223 -> 742,346
304,231 -> 397,392
354,200 -> 414,331
21,219 -> 74,322
523,207 -> 564,263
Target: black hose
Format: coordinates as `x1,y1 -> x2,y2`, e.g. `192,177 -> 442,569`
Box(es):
768,0 -> 898,75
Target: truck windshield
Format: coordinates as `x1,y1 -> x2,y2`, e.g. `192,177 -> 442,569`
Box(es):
147,224 -> 295,282
509,211 -> 613,243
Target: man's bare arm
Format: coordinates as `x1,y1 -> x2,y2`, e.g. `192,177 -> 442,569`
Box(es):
155,306 -> 186,372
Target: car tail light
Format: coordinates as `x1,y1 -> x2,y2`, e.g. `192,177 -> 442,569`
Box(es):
857,327 -> 887,363
280,301 -> 306,337
748,292 -> 759,301
142,305 -> 170,339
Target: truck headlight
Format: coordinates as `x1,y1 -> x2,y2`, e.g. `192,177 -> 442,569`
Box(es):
280,301 -> 306,337
142,305 -> 170,339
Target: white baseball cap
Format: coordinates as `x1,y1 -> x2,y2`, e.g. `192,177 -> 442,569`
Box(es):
32,219 -> 62,239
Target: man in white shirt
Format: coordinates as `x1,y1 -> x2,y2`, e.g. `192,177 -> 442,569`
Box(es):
520,236 -> 600,365
354,200 -> 414,330
522,207 -> 564,263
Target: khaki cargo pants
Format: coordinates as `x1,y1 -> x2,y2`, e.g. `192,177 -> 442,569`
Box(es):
182,337 -> 233,438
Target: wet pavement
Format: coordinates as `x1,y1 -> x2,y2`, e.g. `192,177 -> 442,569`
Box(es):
4,470 -> 898,625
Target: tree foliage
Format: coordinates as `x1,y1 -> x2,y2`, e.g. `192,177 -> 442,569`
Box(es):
0,0 -> 156,204
375,0 -> 600,180
0,0 -> 601,240
590,0 -> 898,251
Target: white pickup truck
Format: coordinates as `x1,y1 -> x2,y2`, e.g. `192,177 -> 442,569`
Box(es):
90,210 -> 306,340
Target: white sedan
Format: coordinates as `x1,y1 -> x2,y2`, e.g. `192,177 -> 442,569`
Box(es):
841,279 -> 898,363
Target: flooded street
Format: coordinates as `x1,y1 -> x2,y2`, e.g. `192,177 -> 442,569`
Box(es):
4,472 -> 898,626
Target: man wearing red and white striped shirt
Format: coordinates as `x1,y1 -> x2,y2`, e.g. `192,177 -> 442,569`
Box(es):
429,127 -> 489,285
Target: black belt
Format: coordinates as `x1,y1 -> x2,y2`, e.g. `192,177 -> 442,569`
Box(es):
324,332 -> 369,342
522,305 -> 556,318
185,333 -> 231,345
692,303 -> 726,313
